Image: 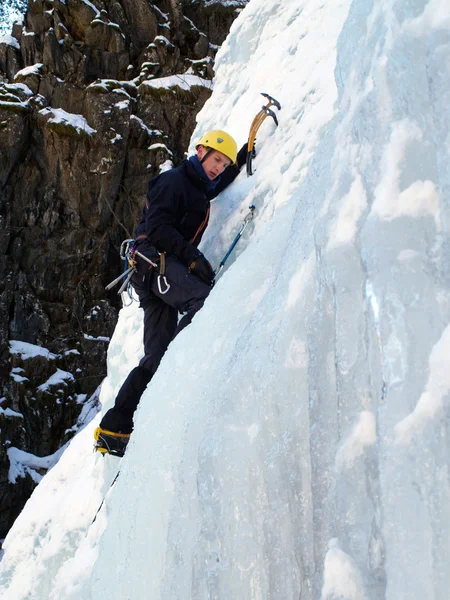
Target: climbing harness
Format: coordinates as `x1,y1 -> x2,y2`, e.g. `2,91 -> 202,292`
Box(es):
246,93 -> 281,176
215,205 -> 255,278
105,239 -> 170,300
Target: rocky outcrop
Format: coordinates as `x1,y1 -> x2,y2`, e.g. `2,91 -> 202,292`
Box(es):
0,0 -> 246,538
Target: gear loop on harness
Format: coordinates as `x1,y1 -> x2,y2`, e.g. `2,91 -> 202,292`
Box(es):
157,251 -> 171,295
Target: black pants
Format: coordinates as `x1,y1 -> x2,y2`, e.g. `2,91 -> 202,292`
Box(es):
99,243 -> 211,433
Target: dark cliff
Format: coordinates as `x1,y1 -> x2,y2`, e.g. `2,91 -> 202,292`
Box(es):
0,0 -> 246,538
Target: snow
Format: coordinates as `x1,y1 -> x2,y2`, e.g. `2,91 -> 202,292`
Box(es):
39,107 -> 97,136
1,0 -> 450,598
184,15 -> 200,32
140,73 -> 213,92
9,83 -> 33,97
86,79 -> 136,95
200,0 -> 244,6
371,119 -> 442,228
9,340 -> 57,361
395,324 -> 450,445
335,411 -> 377,471
327,175 -> 367,249
36,368 -> 75,392
321,538 -> 367,600
0,407 -> 23,419
159,159 -> 173,173
152,5 -> 169,22
80,0 -> 99,16
8,446 -> 68,484
148,142 -> 173,155
65,388 -> 102,435
154,35 -> 173,46
0,4 -> 24,37
0,34 -> 19,49
405,0 -> 450,34
9,369 -> 28,383
130,114 -> 163,137
14,63 -> 43,79
114,99 -> 129,110
83,334 -> 110,342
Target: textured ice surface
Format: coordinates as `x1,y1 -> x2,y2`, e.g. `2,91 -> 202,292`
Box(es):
1,0 -> 450,598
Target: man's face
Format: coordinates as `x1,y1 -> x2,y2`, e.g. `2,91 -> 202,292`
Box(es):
197,146 -> 232,180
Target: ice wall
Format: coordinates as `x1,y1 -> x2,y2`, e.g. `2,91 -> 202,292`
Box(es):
1,0 -> 450,598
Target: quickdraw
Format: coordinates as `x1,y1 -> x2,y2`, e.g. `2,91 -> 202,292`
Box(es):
246,93 -> 281,176
105,239 -> 170,302
104,239 -> 137,303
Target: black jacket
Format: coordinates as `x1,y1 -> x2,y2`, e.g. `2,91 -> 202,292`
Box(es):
135,159 -> 241,266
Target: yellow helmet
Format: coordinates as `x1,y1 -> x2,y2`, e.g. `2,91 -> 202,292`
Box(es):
195,130 -> 238,164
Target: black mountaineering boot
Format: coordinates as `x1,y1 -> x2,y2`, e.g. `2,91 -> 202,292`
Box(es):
94,427 -> 130,457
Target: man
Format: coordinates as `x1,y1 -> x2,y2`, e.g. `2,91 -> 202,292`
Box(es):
94,130 -> 247,456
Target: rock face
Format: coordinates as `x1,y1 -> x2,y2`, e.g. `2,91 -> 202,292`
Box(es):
0,0 -> 246,538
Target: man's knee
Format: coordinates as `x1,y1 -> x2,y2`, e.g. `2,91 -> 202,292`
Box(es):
139,351 -> 164,374
182,276 -> 211,313
187,290 -> 209,315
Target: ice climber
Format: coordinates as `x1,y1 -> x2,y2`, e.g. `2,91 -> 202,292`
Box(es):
94,131 -> 247,456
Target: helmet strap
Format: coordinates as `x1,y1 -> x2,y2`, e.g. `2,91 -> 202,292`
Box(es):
200,148 -> 214,164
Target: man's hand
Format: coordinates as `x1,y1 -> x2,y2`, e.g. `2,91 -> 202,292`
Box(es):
236,143 -> 249,169
189,253 -> 215,286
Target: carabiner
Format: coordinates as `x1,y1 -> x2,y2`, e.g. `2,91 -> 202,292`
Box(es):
157,275 -> 170,295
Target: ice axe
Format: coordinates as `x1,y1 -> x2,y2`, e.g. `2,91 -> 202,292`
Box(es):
246,93 -> 281,176
215,205 -> 255,278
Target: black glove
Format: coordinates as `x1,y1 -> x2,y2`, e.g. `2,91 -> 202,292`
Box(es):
236,142 -> 249,169
189,253 -> 215,286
